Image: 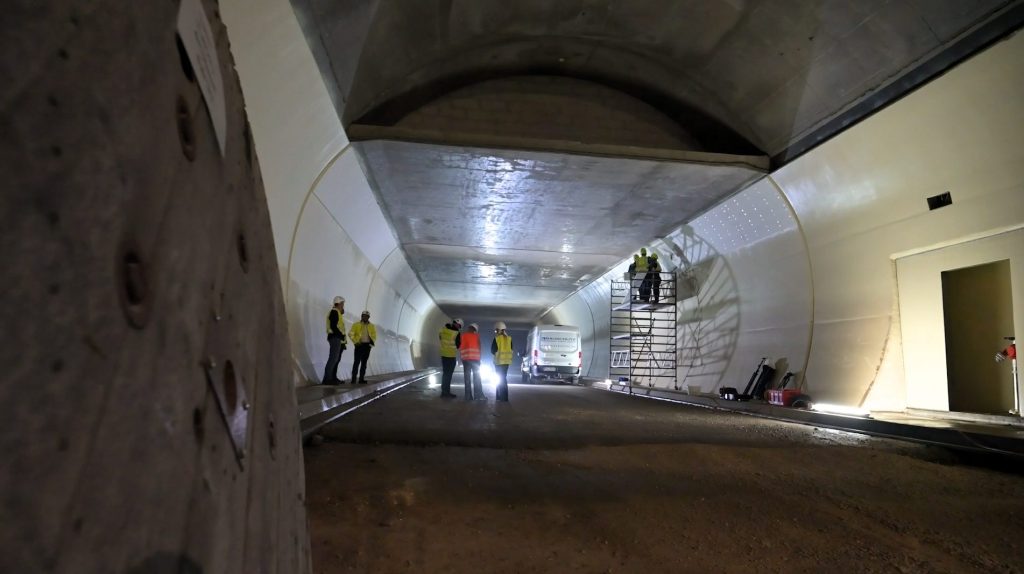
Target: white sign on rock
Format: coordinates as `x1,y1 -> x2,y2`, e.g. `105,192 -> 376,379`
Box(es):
177,0 -> 227,156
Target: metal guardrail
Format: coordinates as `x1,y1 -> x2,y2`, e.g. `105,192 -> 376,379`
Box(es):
298,368 -> 439,438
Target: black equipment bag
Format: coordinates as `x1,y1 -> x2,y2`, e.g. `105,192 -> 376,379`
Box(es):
741,358 -> 767,396
739,358 -> 775,400
750,363 -> 776,400
720,388 -> 752,401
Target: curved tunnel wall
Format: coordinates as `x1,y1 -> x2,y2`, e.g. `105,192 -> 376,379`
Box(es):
225,0 -> 1022,406
545,30 -> 1024,411
222,0 -> 441,384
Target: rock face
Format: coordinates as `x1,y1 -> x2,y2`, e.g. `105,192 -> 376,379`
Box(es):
0,2 -> 310,572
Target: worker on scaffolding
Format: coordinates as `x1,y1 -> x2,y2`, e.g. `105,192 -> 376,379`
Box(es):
627,255 -> 638,302
648,252 -> 662,303
637,247 -> 651,302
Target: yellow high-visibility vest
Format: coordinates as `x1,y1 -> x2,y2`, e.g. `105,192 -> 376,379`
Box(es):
349,322 -> 376,344
325,309 -> 345,335
439,327 -> 458,358
494,334 -> 513,365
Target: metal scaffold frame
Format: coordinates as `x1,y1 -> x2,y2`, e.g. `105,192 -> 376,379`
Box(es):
609,272 -> 678,391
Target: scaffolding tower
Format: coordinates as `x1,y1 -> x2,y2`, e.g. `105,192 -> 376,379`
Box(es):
610,272 -> 677,391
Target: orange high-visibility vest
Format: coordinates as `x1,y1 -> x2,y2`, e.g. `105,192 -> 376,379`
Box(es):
459,332 -> 481,361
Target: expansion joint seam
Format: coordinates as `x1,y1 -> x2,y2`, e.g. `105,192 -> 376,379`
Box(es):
766,175 -> 816,393
284,143 -> 352,305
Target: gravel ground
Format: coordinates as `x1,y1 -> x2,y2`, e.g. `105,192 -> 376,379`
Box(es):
305,378 -> 1024,573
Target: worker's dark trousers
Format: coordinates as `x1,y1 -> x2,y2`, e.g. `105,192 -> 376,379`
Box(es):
441,356 -> 457,395
652,275 -> 662,303
639,278 -> 652,301
351,343 -> 371,383
462,360 -> 480,400
321,335 -> 344,384
495,364 -> 510,402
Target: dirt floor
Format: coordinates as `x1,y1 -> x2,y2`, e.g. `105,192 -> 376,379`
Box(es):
305,379 -> 1024,573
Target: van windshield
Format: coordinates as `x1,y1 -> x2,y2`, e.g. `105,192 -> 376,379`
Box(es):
539,331 -> 578,352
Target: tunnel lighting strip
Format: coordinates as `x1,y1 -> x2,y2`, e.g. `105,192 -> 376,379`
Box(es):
810,402 -> 870,417
601,384 -> 1023,457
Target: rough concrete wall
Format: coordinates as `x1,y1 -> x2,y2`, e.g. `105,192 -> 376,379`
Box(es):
1,2 -> 309,573
395,76 -> 703,151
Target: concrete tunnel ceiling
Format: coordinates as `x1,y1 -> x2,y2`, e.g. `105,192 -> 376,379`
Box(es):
290,0 -> 1020,325
355,140 -> 764,324
293,0 -> 1017,157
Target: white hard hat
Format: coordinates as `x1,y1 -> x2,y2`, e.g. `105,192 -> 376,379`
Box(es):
361,310 -> 370,316
333,296 -> 345,305
470,323 -> 479,331
494,321 -> 507,330
452,318 -> 464,327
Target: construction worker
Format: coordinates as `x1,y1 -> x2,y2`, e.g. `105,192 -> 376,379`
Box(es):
438,318 -> 462,398
321,296 -> 347,385
348,310 -> 376,384
636,247 -> 651,301
491,321 -> 513,402
627,255 -> 639,302
648,252 -> 662,303
458,323 -> 483,400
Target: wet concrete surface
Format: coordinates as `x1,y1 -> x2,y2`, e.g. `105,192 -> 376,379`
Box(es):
306,374 -> 1024,574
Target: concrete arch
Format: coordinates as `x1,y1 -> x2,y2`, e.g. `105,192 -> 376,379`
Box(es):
352,65 -> 761,154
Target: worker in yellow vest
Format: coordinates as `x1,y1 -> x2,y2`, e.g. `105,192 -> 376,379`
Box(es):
634,249 -> 649,301
490,321 -> 513,402
348,310 -> 376,384
321,296 -> 347,385
648,251 -> 662,303
438,318 -> 462,398
634,245 -> 651,300
458,323 -> 483,400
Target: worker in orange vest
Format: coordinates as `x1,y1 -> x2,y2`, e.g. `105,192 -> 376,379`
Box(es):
458,323 -> 484,400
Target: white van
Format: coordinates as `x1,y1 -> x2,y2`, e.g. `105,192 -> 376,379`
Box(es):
521,325 -> 582,384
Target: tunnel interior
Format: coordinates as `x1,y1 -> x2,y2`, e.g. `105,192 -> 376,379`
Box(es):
4,1 -> 1024,572
261,0 -> 1024,407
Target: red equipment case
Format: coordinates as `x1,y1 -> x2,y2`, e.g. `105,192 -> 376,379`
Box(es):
767,388 -> 801,406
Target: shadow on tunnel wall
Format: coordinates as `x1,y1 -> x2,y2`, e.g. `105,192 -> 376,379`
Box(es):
659,226 -> 741,393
